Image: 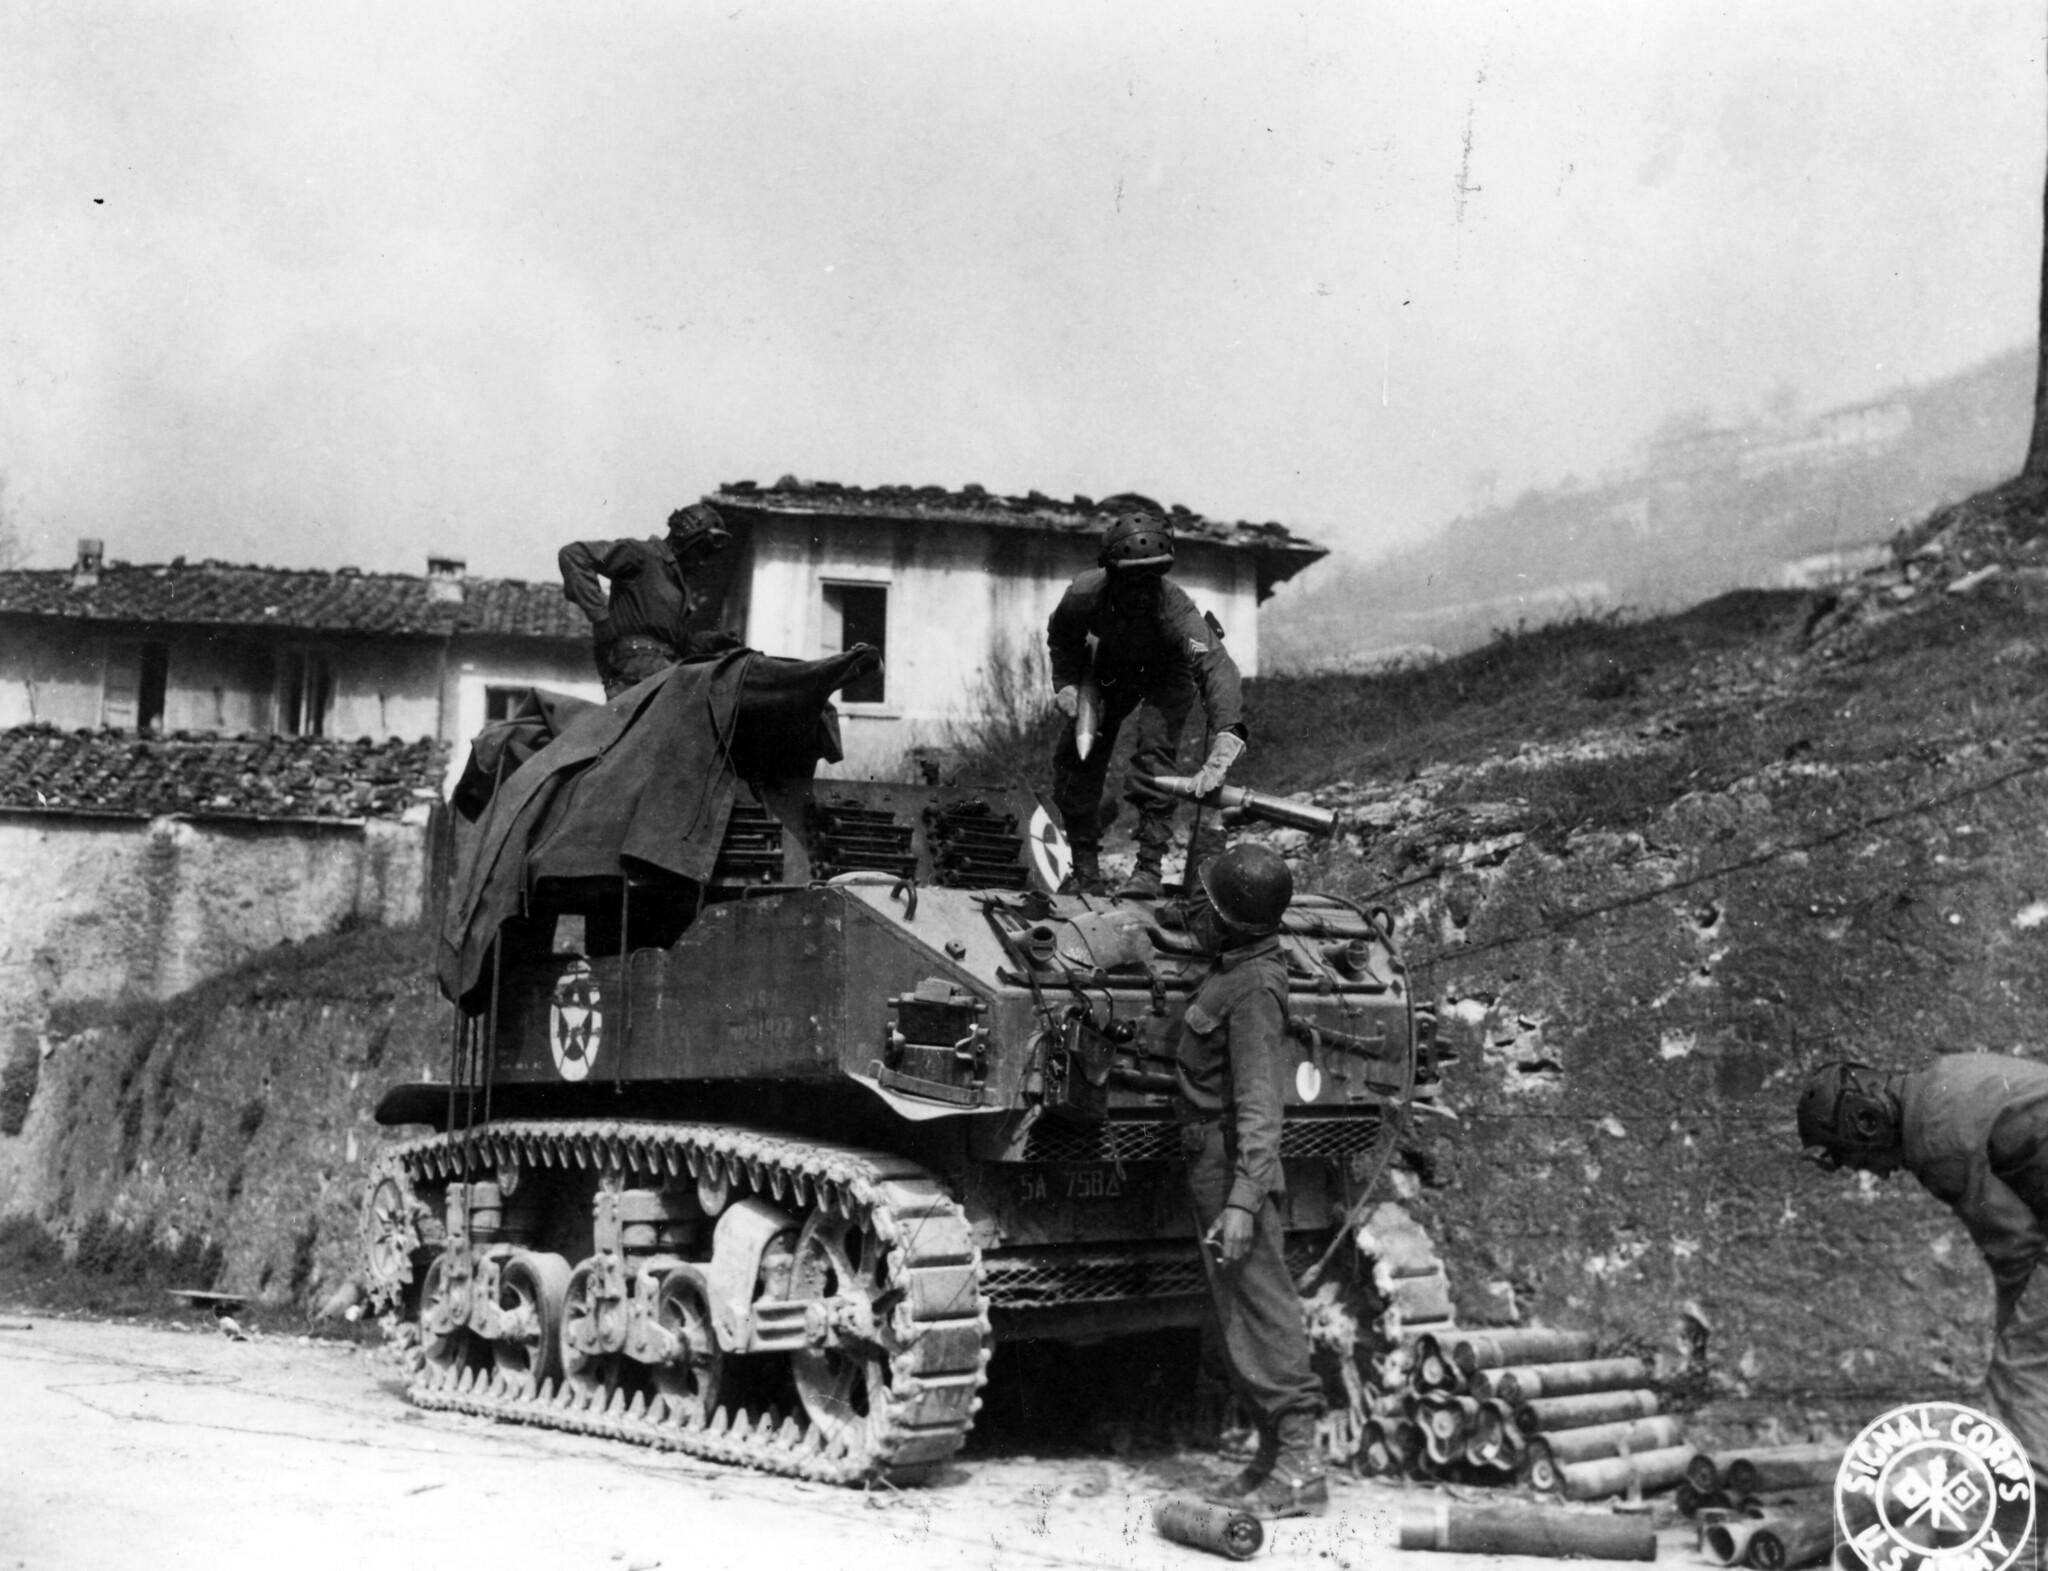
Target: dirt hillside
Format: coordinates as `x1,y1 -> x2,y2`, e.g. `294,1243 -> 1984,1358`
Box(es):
1232,473 -> 2048,1440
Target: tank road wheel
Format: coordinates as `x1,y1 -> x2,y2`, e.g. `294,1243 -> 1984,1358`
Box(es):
788,1209 -> 895,1459
418,1252 -> 485,1381
650,1267 -> 723,1428
561,1258 -> 631,1402
491,1251 -> 570,1400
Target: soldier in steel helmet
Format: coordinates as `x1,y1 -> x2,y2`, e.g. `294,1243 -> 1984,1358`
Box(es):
1045,497 -> 1247,897
1798,1055 -> 2048,1476
559,502 -> 739,698
1173,842 -> 1328,1518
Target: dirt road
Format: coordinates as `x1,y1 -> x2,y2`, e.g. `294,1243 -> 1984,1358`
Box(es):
0,1312 -> 1694,1571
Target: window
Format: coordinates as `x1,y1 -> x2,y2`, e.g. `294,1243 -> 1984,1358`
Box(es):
280,651 -> 333,737
137,642 -> 167,734
822,583 -> 887,704
102,639 -> 168,733
485,685 -> 530,724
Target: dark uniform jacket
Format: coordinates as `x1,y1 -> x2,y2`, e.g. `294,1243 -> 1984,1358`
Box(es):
1175,935 -> 1291,1213
1901,1054 -> 2048,1324
1046,569 -> 1245,736
558,536 -> 698,648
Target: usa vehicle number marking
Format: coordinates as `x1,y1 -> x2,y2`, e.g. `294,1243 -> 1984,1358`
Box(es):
1018,1165 -> 1123,1203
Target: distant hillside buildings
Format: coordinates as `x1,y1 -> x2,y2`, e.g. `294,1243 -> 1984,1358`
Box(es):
1267,347 -> 2032,668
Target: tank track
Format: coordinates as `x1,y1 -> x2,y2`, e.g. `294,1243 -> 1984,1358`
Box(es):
372,1119 -> 991,1485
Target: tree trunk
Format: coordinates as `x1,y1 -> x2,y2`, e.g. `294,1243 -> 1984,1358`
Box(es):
2026,107 -> 2048,479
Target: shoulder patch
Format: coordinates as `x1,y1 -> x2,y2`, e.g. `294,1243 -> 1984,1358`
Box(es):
1188,636 -> 1208,654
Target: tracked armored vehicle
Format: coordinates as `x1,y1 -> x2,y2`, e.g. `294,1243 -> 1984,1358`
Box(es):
361,647 -> 1432,1483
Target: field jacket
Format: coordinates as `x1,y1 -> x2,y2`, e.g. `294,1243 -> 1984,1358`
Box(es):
1174,935 -> 1291,1212
558,535 -> 699,648
1902,1053 -> 2048,1325
1046,569 -> 1245,736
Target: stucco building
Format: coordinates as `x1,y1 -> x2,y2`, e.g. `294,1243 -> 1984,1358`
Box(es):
0,540 -> 597,749
698,478 -> 1325,773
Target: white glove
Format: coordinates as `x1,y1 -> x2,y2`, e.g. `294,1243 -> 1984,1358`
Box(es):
1053,685 -> 1080,718
1189,732 -> 1245,798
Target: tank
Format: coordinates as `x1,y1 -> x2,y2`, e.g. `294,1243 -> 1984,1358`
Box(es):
359,647 -> 1436,1483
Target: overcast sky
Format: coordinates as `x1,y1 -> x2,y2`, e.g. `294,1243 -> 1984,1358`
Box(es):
1,2 -> 2041,582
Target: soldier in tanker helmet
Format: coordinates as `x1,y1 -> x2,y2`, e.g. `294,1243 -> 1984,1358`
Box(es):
1046,497 -> 1247,897
1173,842 -> 1328,1517
559,502 -> 738,698
1798,1055 -> 2048,1477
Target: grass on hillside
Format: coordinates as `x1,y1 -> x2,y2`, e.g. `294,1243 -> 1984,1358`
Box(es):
943,592 -> 1822,837
44,920 -> 435,1041
0,1210 -> 226,1319
1242,590 -> 1811,790
1,920 -> 436,1327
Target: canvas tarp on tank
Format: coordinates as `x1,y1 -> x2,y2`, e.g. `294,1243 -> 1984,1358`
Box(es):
438,645 -> 879,1008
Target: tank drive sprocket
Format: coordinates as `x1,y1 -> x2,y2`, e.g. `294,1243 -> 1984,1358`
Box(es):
380,1119 -> 992,1485
360,1150 -> 442,1314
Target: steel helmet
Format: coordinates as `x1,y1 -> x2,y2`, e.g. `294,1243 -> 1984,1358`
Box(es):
1199,843 -> 1294,934
1098,502 -> 1175,574
1795,1060 -> 1900,1168
667,502 -> 731,559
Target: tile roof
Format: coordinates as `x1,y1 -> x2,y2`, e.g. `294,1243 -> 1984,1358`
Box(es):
0,726 -> 450,821
707,477 -> 1327,593
0,561 -> 587,639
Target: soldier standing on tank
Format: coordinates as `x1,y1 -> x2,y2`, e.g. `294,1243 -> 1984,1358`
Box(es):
559,503 -> 736,698
1174,842 -> 1328,1518
1046,499 -> 1247,898
1798,1055 -> 2048,1479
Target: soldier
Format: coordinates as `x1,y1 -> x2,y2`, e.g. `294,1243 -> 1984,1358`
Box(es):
1046,500 -> 1246,897
1175,842 -> 1328,1518
559,503 -> 735,698
1798,1055 -> 2048,1476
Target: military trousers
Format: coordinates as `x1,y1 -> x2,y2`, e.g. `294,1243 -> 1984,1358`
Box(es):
1052,666 -> 1220,865
1182,1119 -> 1324,1429
1986,1271 -> 2048,1485
595,635 -> 679,698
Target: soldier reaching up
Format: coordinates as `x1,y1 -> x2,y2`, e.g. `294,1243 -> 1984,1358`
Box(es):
1175,843 -> 1328,1518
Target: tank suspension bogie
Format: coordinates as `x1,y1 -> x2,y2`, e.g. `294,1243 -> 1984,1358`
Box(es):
373,1119 -> 992,1484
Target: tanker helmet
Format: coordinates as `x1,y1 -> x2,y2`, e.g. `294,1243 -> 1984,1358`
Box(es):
1199,843 -> 1294,935
1795,1060 -> 1901,1171
1098,506 -> 1175,575
666,502 -> 731,560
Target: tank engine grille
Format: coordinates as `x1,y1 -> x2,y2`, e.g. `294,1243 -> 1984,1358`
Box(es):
983,1250 -> 1204,1306
1021,1111 -> 1383,1164
924,800 -> 1028,889
712,800 -> 786,883
982,1239 -> 1325,1308
809,799 -> 917,879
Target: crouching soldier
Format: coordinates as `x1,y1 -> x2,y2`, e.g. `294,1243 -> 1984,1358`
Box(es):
1798,1054 -> 2048,1479
1176,842 -> 1328,1517
1046,500 -> 1246,898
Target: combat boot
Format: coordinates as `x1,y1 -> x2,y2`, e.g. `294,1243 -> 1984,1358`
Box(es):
1065,843 -> 1107,896
1240,1409 -> 1328,1519
1113,848 -> 1164,900
1204,1425 -> 1278,1505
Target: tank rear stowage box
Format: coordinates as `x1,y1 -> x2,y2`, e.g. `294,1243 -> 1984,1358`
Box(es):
361,650 -> 1436,1483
